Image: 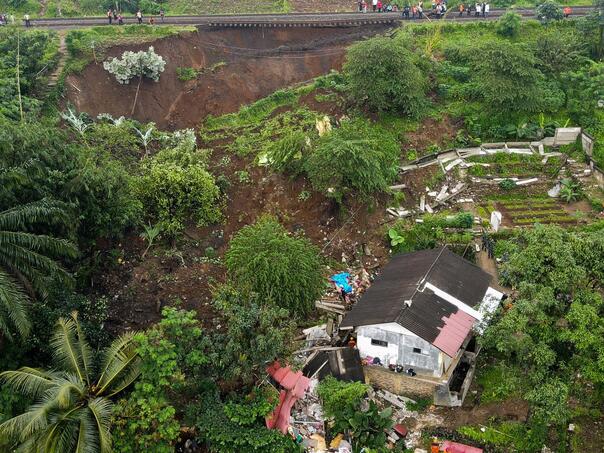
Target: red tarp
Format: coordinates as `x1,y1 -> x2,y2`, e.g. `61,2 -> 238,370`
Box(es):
441,440 -> 483,453
265,361 -> 311,434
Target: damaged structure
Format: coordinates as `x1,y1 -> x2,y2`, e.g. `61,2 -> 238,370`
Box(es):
339,246 -> 505,406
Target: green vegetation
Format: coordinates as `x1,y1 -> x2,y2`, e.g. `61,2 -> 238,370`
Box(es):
305,118 -> 400,203
1,12 -> 604,453
317,377 -> 393,451
0,312 -> 141,451
388,212 -> 475,253
176,66 -> 198,81
344,35 -> 427,116
135,145 -> 222,236
481,225 -> 604,449
225,216 -> 324,315
467,153 -> 563,178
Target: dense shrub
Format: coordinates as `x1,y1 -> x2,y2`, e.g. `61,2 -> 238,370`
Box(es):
317,377 -> 392,451
305,118 -> 400,203
135,146 -> 221,236
0,120 -> 141,244
225,216 -> 324,315
496,12 -> 521,37
264,129 -> 309,175
192,390 -> 300,453
344,36 -> 427,115
211,286 -> 296,384
536,0 -> 564,24
468,41 -> 564,115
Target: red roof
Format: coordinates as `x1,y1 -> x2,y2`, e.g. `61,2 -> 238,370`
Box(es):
265,362 -> 311,434
432,310 -> 477,357
441,440 -> 483,453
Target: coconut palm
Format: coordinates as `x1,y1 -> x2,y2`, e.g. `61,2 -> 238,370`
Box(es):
0,312 -> 141,452
0,198 -> 78,340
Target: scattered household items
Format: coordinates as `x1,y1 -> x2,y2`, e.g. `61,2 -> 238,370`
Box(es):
339,247 -> 505,406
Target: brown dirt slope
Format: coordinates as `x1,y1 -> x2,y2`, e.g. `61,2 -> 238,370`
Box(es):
66,24 -> 389,129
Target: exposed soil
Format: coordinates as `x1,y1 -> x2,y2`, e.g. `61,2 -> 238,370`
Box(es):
66,24 -> 390,130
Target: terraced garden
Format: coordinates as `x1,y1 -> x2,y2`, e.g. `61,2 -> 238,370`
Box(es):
467,153 -> 564,179
478,196 -> 577,226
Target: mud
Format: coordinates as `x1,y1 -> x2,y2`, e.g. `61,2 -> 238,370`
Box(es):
66,24 -> 390,129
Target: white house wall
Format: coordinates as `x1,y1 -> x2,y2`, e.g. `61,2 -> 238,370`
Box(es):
356,324 -> 443,377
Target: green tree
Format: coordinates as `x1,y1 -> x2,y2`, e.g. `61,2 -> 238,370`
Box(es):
225,217 -> 324,315
496,12 -> 521,38
211,286 -> 296,385
305,118 -> 400,203
112,307 -> 209,452
0,120 -> 142,245
0,199 -> 78,340
135,148 -> 221,237
536,0 -> 564,24
343,36 -> 427,115
500,225 -> 584,294
0,312 -> 141,452
468,41 -> 564,115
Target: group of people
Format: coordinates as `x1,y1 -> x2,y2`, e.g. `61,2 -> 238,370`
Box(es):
355,0 -> 496,19
0,13 -> 16,25
106,9 -> 165,25
456,2 -> 491,17
357,0 -> 400,12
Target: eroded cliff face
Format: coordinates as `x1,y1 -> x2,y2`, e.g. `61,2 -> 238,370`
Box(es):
66,24 -> 388,129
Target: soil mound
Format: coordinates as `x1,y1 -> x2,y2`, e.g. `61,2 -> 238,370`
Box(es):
66,24 -> 389,129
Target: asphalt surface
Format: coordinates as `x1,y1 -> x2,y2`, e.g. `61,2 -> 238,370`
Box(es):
22,6 -> 594,29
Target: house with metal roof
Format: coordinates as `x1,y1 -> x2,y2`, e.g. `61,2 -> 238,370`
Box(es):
339,246 -> 504,405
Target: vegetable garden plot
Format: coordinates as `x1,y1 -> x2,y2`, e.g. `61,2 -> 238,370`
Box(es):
477,197 -> 576,227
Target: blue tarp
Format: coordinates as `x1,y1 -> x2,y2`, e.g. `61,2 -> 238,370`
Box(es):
330,272 -> 352,293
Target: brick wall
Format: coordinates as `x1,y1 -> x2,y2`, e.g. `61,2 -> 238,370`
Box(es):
364,365 -> 437,398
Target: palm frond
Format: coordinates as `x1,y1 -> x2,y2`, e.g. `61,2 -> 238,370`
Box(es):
0,199 -> 71,231
51,313 -> 89,385
53,376 -> 86,409
0,270 -> 31,338
0,367 -> 59,398
96,331 -> 141,396
87,397 -> 113,453
0,399 -> 54,442
0,231 -> 78,260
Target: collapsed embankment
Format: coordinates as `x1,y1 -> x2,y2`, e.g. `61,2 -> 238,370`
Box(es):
66,24 -> 389,129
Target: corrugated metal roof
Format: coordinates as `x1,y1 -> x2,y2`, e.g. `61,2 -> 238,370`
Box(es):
340,247 -> 492,357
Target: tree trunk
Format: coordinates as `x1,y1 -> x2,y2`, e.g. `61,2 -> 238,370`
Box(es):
131,75 -> 143,116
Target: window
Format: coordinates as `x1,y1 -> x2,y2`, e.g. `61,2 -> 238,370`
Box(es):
412,347 -> 422,354
371,339 -> 388,347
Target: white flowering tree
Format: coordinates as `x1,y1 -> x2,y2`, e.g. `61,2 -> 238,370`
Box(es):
103,46 -> 166,114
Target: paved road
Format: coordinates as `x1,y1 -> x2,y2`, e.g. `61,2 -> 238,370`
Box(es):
25,7 -> 594,29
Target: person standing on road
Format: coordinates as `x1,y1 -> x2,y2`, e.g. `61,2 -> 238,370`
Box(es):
563,6 -> 571,17
377,0 -> 382,11
403,4 -> 410,18
136,10 -> 143,24
474,2 -> 481,16
481,1 -> 486,16
107,9 -> 113,24
372,0 -> 378,11
484,2 -> 489,16
458,3 -> 464,16
23,14 -> 30,27
118,12 -> 124,25
160,9 -> 165,22
418,3 -> 423,18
